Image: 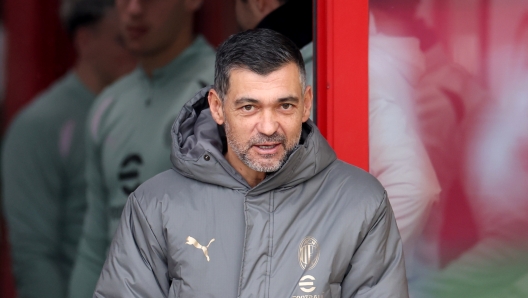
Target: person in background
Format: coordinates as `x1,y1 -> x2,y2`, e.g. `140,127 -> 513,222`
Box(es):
411,12 -> 528,298
68,0 -> 216,296
414,83 -> 528,298
236,0 -> 440,281
1,1 -> 136,297
370,0 -> 491,294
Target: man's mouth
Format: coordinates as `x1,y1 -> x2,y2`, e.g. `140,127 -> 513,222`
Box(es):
253,143 -> 282,155
257,144 -> 277,149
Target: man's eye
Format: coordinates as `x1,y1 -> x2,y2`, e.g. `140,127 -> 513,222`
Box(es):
242,105 -> 254,111
281,103 -> 293,109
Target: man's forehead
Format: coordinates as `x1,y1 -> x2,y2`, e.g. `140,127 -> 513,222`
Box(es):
226,63 -> 303,96
229,62 -> 301,76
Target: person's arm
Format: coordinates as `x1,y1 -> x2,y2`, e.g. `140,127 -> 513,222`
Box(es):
369,95 -> 440,265
341,193 -> 409,297
368,34 -> 440,262
2,116 -> 66,298
94,193 -> 169,297
68,109 -> 109,298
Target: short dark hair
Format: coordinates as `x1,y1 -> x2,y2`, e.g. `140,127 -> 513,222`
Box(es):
214,28 -> 306,100
60,0 -> 114,35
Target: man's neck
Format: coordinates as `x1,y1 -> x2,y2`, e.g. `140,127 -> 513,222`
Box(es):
74,61 -> 104,94
225,150 -> 266,188
140,26 -> 194,77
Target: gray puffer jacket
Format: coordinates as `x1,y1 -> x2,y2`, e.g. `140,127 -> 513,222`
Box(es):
94,87 -> 408,297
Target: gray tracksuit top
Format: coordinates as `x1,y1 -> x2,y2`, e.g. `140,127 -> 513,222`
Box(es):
94,87 -> 409,297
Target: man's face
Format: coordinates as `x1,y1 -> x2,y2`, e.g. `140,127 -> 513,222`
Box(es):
115,0 -> 196,56
213,63 -> 312,173
86,9 -> 137,86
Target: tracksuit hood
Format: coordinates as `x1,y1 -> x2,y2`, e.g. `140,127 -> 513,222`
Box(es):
170,86 -> 337,194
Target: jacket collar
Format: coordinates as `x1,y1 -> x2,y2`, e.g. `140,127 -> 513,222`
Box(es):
137,35 -> 211,86
68,71 -> 96,100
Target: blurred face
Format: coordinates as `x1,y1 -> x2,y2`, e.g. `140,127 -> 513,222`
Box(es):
115,0 -> 198,56
235,0 -> 281,30
235,0 -> 259,30
210,63 -> 312,173
86,9 -> 137,86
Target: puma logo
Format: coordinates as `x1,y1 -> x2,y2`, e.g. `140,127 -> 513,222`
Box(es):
186,236 -> 215,262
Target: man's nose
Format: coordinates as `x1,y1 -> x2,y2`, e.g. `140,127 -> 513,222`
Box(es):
257,110 -> 279,136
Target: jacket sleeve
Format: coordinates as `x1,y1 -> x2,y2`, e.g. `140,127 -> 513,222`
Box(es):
341,193 -> 409,297
68,112 -> 109,298
94,193 -> 170,297
2,116 -> 67,298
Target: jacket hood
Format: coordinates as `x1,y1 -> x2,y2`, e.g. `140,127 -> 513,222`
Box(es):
170,86 -> 337,195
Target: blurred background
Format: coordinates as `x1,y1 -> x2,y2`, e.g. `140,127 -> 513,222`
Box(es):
1,0 -> 527,297
0,2 -> 240,296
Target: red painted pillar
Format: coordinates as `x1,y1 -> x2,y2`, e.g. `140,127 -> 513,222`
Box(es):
316,0 -> 370,171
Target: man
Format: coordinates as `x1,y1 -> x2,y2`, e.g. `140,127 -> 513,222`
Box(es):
236,0 -> 440,281
68,0 -> 216,296
94,29 -> 408,297
1,1 -> 135,297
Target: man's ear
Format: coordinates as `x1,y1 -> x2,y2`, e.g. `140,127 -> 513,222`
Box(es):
302,85 -> 313,122
208,89 -> 225,125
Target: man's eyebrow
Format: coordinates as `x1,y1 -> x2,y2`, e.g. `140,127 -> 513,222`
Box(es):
234,96 -> 300,105
278,96 -> 299,103
234,97 -> 259,105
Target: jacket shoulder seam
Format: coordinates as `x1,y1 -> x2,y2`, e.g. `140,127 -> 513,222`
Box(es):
132,193 -> 166,256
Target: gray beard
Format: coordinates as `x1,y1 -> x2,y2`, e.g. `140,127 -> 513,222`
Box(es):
224,120 -> 301,173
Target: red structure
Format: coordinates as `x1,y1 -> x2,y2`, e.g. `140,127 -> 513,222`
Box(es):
316,0 -> 370,171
